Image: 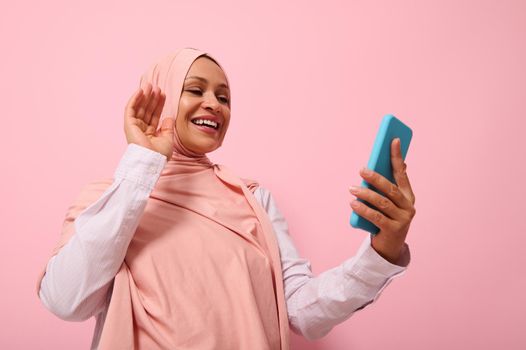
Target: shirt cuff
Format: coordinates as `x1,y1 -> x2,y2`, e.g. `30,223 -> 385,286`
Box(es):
114,143 -> 167,190
343,235 -> 410,286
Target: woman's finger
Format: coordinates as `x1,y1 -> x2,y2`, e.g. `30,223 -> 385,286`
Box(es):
359,167 -> 413,210
149,92 -> 166,132
350,199 -> 397,231
349,186 -> 404,220
125,88 -> 144,119
144,87 -> 161,125
136,83 -> 153,122
391,139 -> 416,205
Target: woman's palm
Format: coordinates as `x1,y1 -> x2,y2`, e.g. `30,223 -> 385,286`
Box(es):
124,83 -> 174,160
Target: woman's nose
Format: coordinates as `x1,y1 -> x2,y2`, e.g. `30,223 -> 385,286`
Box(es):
202,93 -> 221,113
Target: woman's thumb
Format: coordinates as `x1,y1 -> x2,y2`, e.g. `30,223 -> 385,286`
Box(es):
159,117 -> 175,137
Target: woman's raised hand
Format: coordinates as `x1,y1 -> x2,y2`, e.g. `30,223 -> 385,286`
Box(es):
124,83 -> 175,160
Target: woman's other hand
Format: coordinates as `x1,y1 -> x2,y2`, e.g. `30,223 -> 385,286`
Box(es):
124,83 -> 175,160
349,138 -> 416,265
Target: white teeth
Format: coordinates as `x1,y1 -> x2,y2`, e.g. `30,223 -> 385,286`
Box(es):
192,119 -> 218,129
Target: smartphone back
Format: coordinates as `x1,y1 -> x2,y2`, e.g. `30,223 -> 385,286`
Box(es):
350,114 -> 413,234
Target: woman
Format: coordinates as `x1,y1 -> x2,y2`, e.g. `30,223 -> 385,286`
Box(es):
37,48 -> 415,349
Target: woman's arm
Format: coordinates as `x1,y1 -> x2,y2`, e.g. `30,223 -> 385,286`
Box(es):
254,187 -> 410,340
39,84 -> 173,321
38,144 -> 166,321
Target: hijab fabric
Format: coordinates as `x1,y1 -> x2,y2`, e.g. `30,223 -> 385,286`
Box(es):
39,48 -> 290,349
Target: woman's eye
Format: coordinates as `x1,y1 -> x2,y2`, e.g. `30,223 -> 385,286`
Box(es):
186,89 -> 228,104
187,89 -> 202,95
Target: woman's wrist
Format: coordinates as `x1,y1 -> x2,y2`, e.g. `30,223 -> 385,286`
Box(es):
370,234 -> 405,265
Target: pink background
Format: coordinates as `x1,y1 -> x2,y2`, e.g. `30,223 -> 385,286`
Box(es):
1,0 -> 525,348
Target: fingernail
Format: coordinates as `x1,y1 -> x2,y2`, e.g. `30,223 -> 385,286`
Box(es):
351,200 -> 360,208
362,167 -> 373,176
349,186 -> 360,194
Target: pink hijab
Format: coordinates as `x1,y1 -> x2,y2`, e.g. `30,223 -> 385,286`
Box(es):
39,48 -> 290,349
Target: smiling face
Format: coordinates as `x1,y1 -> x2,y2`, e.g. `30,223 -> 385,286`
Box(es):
175,56 -> 231,154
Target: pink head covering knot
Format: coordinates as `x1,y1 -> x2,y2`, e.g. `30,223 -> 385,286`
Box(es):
38,48 -> 290,350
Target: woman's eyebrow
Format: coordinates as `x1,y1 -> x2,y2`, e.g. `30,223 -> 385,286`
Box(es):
185,75 -> 229,89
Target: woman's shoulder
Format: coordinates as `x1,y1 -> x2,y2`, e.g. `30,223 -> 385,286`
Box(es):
251,185 -> 274,211
76,178 -> 114,202
239,177 -> 275,209
240,176 -> 259,193
66,178 -> 114,215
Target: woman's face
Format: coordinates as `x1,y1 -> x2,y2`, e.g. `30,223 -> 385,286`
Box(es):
175,56 -> 231,154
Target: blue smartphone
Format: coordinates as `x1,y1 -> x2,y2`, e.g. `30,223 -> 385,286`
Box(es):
350,114 -> 413,235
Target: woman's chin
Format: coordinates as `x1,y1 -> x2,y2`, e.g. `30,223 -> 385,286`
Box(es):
188,140 -> 220,154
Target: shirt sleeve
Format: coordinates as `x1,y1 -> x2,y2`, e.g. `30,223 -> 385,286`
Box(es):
38,144 -> 166,321
253,187 -> 411,340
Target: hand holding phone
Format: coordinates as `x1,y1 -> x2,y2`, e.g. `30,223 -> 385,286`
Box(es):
349,115 -> 413,235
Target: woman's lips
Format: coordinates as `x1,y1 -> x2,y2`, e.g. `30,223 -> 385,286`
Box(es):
191,121 -> 219,135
